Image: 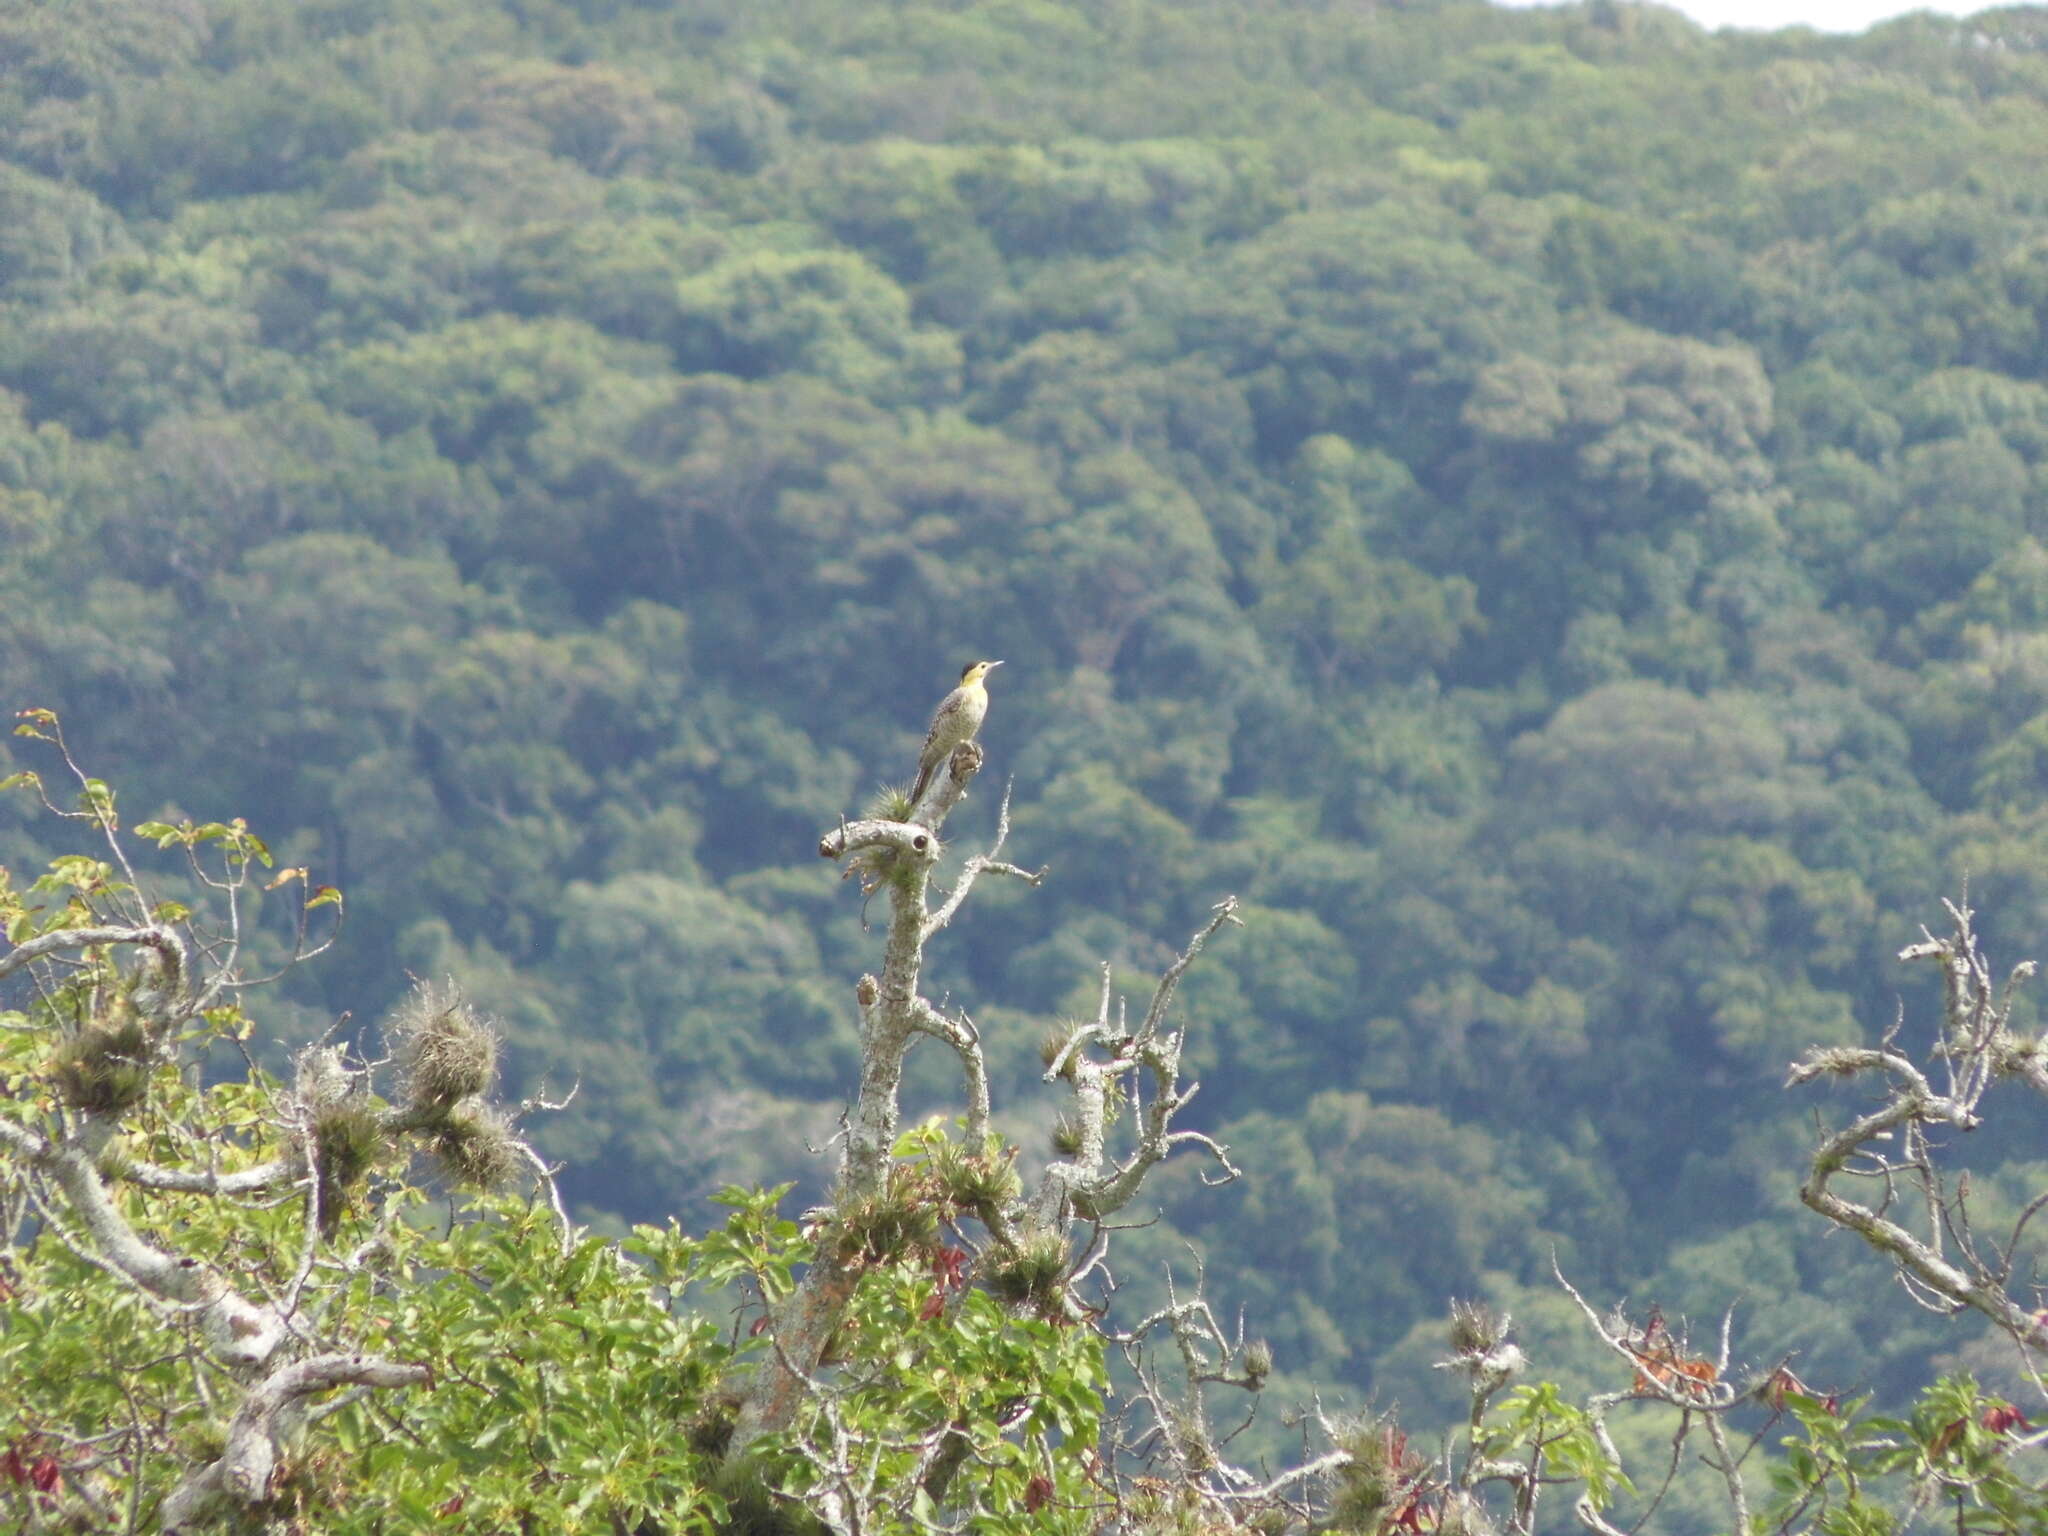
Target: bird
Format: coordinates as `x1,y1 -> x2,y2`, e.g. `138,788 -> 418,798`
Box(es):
911,660 -> 1002,804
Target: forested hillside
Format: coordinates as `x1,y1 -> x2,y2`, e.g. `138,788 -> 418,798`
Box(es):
7,0 -> 2048,1447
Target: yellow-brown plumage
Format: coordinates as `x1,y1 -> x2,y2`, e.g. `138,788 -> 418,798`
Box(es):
911,660 -> 1002,803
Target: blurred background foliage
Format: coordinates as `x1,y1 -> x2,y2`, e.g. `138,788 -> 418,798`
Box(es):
7,0 -> 2048,1445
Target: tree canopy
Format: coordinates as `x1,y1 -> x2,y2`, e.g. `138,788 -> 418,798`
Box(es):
7,0 -> 2048,1510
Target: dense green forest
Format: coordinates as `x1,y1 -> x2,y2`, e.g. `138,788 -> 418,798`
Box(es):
7,0 -> 2048,1476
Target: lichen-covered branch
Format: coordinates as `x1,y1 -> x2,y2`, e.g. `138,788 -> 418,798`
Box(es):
1789,899 -> 2048,1346
753,768 -> 1243,1500
0,922 -> 186,994
1032,897 -> 1242,1232
160,1354 -> 432,1531
736,751 -> 986,1452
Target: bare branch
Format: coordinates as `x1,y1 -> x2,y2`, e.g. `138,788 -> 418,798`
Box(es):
924,780 -> 1044,940
1135,896 -> 1242,1045
911,1000 -> 991,1146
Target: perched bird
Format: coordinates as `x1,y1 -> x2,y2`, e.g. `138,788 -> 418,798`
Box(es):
911,660 -> 1003,803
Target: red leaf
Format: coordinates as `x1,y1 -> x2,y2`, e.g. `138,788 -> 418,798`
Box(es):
1983,1402 -> 2031,1435
933,1246 -> 970,1291
1390,1494 -> 1432,1533
1023,1474 -> 1053,1512
1929,1417 -> 1968,1460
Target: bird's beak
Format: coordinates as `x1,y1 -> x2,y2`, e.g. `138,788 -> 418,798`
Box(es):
989,660 -> 1005,668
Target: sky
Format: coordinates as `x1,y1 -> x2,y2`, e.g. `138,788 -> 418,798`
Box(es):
1500,0 -> 1987,30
